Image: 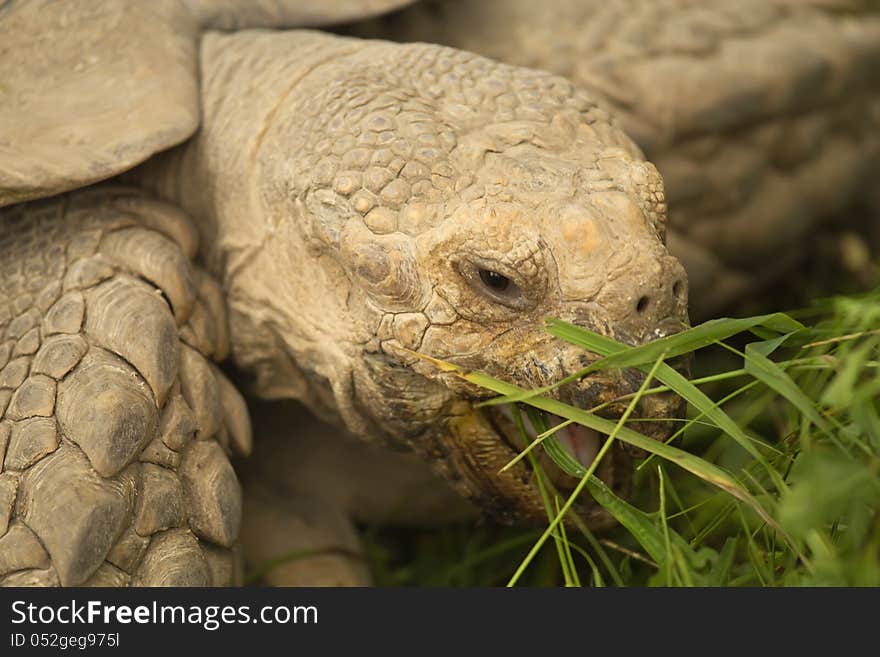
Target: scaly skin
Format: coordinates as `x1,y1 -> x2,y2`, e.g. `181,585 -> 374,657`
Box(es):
2,19 -> 694,586
0,189 -> 250,586
140,31 -> 688,529
347,0 -> 880,317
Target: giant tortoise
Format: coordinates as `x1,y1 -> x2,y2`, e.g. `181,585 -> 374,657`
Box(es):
0,0 -> 876,586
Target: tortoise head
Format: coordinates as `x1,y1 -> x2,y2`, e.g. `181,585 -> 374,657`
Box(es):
326,145 -> 690,526
198,37 -> 689,525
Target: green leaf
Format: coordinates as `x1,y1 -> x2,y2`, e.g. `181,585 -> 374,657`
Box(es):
585,476 -> 667,564
546,320 -> 789,491
821,338 -> 877,408
778,451 -> 880,539
463,368 -> 783,534
546,313 -> 803,374
744,343 -> 836,437
707,538 -> 738,586
480,313 -> 803,409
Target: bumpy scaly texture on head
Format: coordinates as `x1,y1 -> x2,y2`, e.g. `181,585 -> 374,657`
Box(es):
346,0 -> 880,318
279,44 -> 667,246
166,32 -> 687,523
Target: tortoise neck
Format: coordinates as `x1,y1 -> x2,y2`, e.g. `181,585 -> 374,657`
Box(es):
135,30 -> 370,427
137,29 -> 362,277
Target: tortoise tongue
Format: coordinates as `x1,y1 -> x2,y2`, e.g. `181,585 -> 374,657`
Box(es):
514,410 -> 601,469
547,414 -> 600,469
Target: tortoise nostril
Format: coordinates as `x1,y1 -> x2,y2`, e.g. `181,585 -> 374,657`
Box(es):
635,295 -> 650,314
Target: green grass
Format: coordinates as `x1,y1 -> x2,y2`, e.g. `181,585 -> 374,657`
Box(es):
365,286 -> 880,586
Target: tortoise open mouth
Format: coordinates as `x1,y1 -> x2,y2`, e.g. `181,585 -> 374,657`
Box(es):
486,404 -> 620,499
436,355 -> 686,527
443,398 -> 629,528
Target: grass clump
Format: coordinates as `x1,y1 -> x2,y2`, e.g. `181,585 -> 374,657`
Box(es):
366,286 -> 880,586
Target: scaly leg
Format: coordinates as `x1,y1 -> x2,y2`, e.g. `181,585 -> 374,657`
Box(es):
0,188 -> 249,586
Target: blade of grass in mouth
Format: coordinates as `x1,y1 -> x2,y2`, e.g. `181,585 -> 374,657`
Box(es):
506,352 -> 668,586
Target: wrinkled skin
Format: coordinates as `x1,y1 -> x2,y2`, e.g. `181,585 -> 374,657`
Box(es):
345,0 -> 880,318
142,31 -> 689,526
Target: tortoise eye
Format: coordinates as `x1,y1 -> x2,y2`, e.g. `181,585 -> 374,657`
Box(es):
475,268 -> 524,307
479,269 -> 510,292
460,261 -> 527,309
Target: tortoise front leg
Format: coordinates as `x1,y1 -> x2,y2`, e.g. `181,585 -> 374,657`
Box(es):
240,482 -> 370,587
0,189 -> 249,586
237,398 -> 478,587
236,400 -> 378,587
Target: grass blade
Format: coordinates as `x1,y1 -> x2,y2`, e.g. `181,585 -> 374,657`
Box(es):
744,343 -> 836,438
507,354 -> 665,585
546,321 -> 791,490
546,313 -> 803,374
470,368 -> 779,530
